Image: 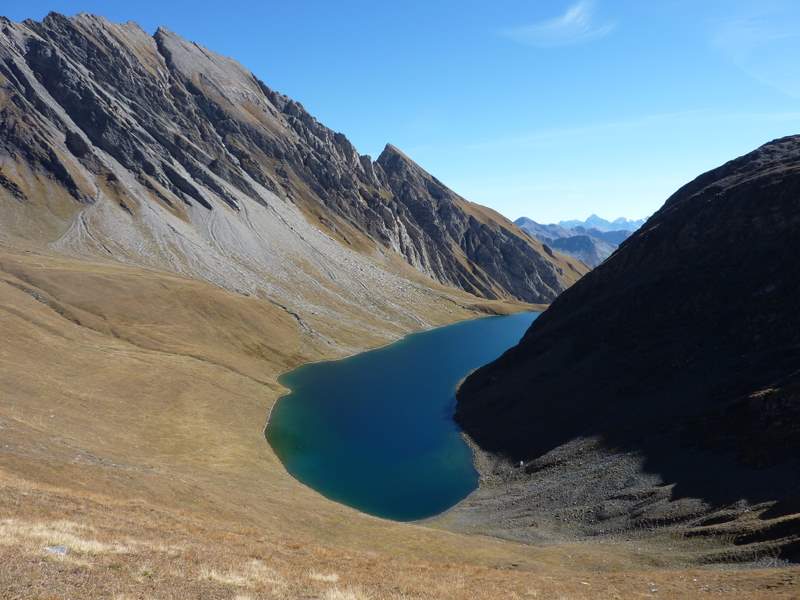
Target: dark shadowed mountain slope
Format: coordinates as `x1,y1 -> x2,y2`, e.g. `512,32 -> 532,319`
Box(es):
0,13 -> 584,304
456,136 -> 800,561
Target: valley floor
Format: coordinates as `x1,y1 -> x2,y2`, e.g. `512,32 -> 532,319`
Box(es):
0,248 -> 798,599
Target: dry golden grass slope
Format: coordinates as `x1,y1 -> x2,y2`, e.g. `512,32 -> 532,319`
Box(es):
0,245 -> 798,599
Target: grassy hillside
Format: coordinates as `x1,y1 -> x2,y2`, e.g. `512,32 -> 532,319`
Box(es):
0,247 -> 797,598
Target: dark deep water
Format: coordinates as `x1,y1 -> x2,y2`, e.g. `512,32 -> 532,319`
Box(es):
265,311 -> 538,521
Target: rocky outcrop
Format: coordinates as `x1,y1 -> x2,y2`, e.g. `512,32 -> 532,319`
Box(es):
0,12 -> 584,304
455,136 -> 800,562
375,145 -> 582,301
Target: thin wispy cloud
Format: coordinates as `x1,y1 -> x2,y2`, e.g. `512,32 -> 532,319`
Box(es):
712,6 -> 800,98
467,110 -> 800,151
502,1 -> 615,48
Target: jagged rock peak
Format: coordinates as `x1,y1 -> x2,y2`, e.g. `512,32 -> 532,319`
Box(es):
378,143 -> 412,162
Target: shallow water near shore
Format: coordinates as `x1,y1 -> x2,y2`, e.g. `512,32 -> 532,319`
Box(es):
266,311 -> 538,521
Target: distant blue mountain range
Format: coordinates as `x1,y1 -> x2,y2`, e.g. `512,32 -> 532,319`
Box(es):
557,214 -> 646,232
515,214 -> 647,267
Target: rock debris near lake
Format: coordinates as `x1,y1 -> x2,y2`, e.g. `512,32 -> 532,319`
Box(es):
453,136 -> 800,563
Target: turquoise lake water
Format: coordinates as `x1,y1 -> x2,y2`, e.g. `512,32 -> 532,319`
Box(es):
265,311 -> 538,521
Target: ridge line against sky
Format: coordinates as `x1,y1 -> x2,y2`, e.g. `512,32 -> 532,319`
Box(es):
3,0 -> 800,223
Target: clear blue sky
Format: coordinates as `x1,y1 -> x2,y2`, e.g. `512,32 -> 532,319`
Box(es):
4,1 -> 800,223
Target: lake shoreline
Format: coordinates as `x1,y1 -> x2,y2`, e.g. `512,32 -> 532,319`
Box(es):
261,301 -> 541,436
264,310 -> 540,522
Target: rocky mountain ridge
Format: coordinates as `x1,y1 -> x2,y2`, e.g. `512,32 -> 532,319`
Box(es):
0,12 -> 584,313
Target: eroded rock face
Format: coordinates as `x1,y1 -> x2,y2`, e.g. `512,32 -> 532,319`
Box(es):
376,145 -> 577,302
0,12 -> 584,303
456,136 -> 800,561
